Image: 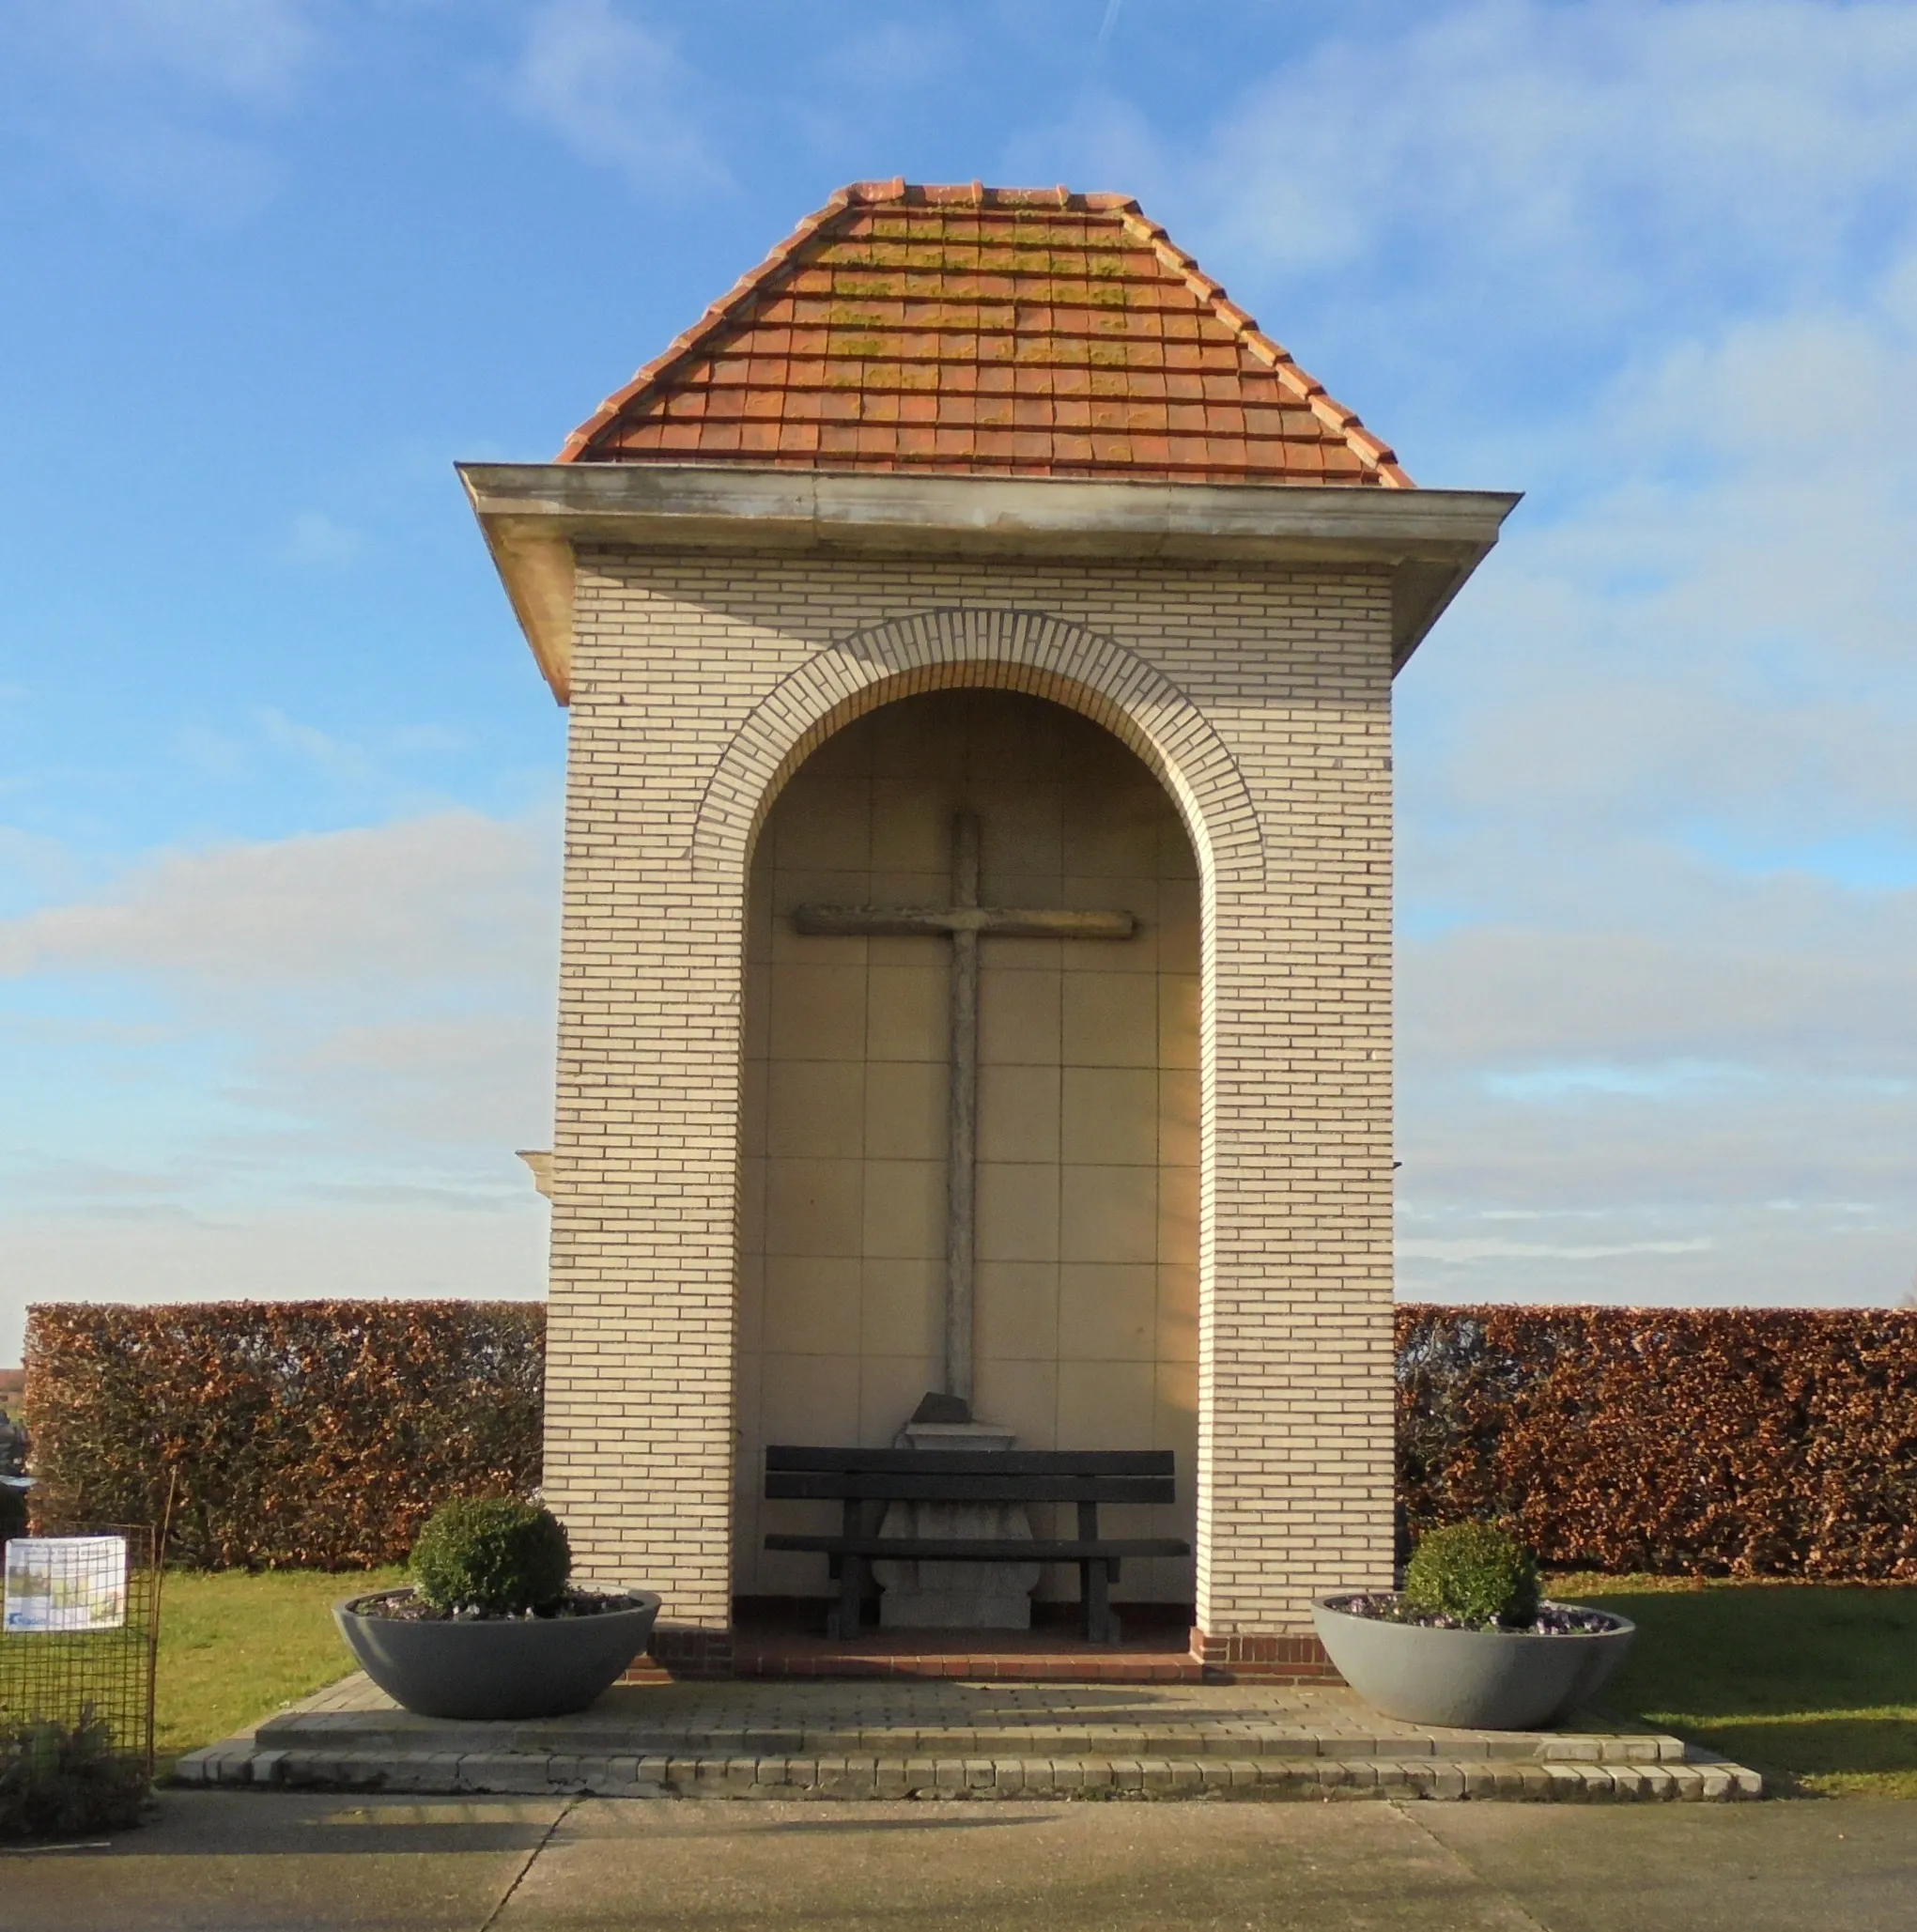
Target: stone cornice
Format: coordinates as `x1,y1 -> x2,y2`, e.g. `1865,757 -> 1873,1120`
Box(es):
457,461 -> 1520,703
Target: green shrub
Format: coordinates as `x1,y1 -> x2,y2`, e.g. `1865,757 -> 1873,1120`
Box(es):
0,1483 -> 26,1546
1402,1521 -> 1539,1629
408,1497 -> 569,1615
0,1713 -> 148,1839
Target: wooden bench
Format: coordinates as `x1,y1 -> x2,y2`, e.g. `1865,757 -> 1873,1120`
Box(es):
763,1445 -> 1190,1644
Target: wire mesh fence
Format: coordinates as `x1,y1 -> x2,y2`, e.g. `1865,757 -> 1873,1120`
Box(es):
1,1525 -> 160,1773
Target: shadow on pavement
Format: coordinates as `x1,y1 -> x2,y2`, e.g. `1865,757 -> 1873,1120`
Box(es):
1,1791 -> 563,1860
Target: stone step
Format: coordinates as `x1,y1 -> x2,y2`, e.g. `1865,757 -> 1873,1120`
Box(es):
176,1677 -> 1764,1803
176,1742 -> 1761,1802
260,1708 -> 1696,1765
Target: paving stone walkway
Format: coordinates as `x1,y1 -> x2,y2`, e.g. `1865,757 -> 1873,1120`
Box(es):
177,1672 -> 1762,1802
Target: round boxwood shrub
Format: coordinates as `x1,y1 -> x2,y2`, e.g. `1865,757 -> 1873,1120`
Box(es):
408,1497 -> 570,1615
1402,1521 -> 1539,1629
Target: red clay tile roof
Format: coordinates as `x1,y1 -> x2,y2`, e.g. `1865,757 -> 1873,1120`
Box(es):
560,181 -> 1412,487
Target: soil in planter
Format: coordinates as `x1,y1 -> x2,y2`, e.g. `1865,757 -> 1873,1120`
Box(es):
1326,1592 -> 1624,1636
347,1587 -> 642,1624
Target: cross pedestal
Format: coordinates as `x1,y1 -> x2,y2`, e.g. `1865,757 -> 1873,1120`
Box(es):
873,1416 -> 1042,1629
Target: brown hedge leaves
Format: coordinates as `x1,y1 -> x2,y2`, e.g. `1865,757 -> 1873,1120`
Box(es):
1398,1306 -> 1917,1579
24,1300 -> 1917,1577
23,1302 -> 545,1569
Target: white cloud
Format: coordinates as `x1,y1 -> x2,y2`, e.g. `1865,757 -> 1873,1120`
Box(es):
4,1200 -> 548,1364
0,811 -> 560,1356
251,707 -> 374,787
0,0 -> 322,220
1387,463 -> 1917,1303
1165,8 -> 1917,1308
264,1012 -> 558,1153
168,709 -> 472,797
509,0 -> 726,193
0,811 -> 556,995
10,0 -> 1917,1328
8,0 -> 322,107
276,510 -> 365,570
1399,1236 -> 1715,1264
1400,902 -> 1917,1074
0,828 -> 86,919
1192,0 -> 1917,344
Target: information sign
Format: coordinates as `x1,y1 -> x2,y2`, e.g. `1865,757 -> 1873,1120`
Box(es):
3,1536 -> 129,1632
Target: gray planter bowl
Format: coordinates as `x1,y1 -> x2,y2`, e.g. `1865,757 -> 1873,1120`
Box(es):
336,1589 -> 661,1721
1313,1596 -> 1636,1731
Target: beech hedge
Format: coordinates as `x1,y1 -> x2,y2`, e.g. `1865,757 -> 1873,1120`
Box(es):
23,1300 -> 1917,1577
1398,1306 -> 1917,1580
23,1302 -> 544,1569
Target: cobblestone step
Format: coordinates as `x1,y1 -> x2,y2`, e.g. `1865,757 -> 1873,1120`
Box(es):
259,1711 -> 1695,1765
175,1675 -> 1763,1803
255,1677 -> 1701,1766
175,1742 -> 1761,1802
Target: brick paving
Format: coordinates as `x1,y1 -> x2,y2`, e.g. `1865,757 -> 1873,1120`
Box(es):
719,1623 -> 1208,1682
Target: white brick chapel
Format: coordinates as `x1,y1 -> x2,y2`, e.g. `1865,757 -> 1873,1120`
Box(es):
464,183 -> 1513,1675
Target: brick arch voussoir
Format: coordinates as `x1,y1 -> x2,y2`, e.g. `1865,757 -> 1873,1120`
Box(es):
688,609 -> 1264,889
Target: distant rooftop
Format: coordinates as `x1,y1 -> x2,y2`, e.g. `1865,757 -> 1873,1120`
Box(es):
561,181 -> 1411,488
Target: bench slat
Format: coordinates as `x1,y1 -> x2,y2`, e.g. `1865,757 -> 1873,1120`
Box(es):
765,1536 -> 1191,1561
765,1446 -> 1172,1477
765,1473 -> 1174,1504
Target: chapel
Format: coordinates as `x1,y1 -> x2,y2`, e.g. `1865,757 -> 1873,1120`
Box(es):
465,181 -> 1514,1676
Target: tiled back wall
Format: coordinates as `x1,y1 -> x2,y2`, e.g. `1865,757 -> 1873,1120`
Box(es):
737,689 -> 1199,1601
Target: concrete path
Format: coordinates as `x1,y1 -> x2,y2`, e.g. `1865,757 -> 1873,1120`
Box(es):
8,1790 -> 1913,1932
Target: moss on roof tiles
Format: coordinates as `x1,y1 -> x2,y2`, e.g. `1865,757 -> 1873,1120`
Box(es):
560,182 -> 1411,486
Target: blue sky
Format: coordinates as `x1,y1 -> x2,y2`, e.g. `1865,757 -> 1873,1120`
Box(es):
4,0 -> 1917,1359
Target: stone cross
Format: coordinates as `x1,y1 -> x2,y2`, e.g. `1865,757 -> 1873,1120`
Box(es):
795,811 -> 1137,1404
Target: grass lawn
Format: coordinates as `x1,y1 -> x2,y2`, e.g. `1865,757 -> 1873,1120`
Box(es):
1554,1574 -> 1917,1799
155,1568 -> 401,1773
